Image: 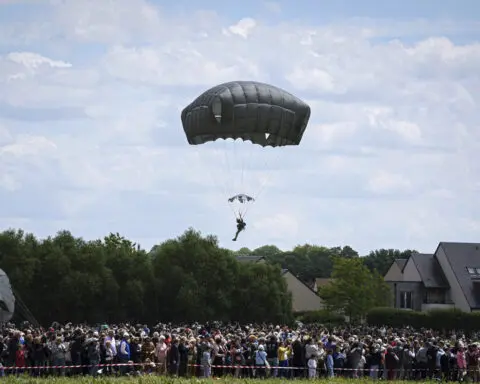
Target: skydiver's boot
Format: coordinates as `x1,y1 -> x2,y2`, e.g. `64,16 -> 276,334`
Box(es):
232,230 -> 240,241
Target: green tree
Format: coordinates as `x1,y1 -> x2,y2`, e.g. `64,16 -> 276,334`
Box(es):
234,247 -> 253,256
330,246 -> 359,259
319,257 -> 392,320
363,249 -> 415,275
251,245 -> 282,259
150,228 -> 291,323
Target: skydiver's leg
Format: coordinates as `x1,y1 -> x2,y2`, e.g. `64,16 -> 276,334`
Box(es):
232,229 -> 240,241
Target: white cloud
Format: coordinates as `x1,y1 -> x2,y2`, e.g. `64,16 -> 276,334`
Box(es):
0,174 -> 21,192
102,44 -> 261,86
0,134 -> 57,157
254,213 -> 299,241
366,171 -> 412,194
224,18 -> 257,39
0,124 -> 12,145
0,0 -> 479,254
7,52 -> 71,70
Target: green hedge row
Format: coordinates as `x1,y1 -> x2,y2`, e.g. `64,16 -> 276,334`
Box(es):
294,310 -> 345,324
367,307 -> 480,332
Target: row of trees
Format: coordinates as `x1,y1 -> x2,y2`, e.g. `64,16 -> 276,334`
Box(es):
235,245 -> 415,282
0,229 -> 291,326
0,227 -> 410,326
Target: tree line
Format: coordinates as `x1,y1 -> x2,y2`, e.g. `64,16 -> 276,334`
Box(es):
234,245 -> 415,282
0,228 -> 291,326
0,227 -> 412,326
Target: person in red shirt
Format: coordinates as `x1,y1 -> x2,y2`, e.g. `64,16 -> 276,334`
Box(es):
15,344 -> 26,375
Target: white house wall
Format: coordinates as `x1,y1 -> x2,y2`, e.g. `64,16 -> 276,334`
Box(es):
435,246 -> 470,312
402,258 -> 422,282
384,263 -> 403,281
283,271 -> 324,312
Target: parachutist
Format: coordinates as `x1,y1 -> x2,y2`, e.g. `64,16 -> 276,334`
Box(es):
232,217 -> 246,241
181,81 -> 311,228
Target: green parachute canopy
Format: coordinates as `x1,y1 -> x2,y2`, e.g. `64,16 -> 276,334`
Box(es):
181,81 -> 311,147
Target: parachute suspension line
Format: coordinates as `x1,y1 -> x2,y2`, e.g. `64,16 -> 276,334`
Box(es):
231,139 -> 244,218
206,140 -> 238,220
232,138 -> 240,194
13,298 -> 32,325
222,139 -> 234,196
194,145 -> 232,218
12,287 -> 40,328
242,138 -> 256,194
242,148 -> 283,218
239,140 -> 258,217
240,140 -> 245,188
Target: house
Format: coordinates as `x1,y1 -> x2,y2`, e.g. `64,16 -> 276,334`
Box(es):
236,256 -> 324,312
384,242 -> 480,312
384,259 -> 407,281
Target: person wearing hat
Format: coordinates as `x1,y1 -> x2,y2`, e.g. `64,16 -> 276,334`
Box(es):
118,333 -> 131,375
255,344 -> 269,379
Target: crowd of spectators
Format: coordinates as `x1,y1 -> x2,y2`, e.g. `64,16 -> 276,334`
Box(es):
1,321 -> 480,380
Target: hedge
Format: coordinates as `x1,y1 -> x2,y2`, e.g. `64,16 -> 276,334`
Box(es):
367,307 -> 480,333
295,310 -> 345,325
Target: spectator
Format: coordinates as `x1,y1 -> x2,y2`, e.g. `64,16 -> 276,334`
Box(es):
50,336 -> 67,376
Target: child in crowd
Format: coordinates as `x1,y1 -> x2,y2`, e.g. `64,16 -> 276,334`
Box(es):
307,353 -> 317,379
201,344 -> 212,378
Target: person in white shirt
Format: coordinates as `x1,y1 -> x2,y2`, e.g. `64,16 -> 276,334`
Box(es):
308,355 -> 317,379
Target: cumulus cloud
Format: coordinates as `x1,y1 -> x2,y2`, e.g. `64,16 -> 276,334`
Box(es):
0,0 -> 479,254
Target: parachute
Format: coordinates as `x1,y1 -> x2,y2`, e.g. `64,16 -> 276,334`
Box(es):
181,81 -> 310,147
181,81 -> 310,219
0,269 -> 15,323
228,194 -> 255,218
228,194 -> 255,204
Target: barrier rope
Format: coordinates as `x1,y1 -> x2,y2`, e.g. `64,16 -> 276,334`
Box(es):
0,362 -> 456,372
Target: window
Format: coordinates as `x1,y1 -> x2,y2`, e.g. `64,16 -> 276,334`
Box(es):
466,267 -> 480,278
424,288 -> 446,304
400,291 -> 413,309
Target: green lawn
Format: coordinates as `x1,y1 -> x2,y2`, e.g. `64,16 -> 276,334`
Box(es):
0,378 -> 423,384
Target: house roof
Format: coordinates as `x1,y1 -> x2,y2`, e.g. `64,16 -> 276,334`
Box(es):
410,253 -> 449,288
236,255 -> 265,263
438,242 -> 480,309
395,258 -> 408,271
283,270 -> 322,297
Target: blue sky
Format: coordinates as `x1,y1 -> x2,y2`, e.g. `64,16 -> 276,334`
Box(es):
0,0 -> 479,255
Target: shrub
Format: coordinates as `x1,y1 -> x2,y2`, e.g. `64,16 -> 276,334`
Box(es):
367,307 -> 480,334
295,310 -> 345,325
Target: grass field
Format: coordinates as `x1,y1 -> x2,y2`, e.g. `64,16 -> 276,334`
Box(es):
0,378 -> 417,384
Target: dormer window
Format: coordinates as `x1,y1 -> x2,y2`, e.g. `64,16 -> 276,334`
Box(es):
466,267 -> 480,279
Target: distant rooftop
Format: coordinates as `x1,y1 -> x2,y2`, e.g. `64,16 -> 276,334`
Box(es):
236,255 -> 265,263
395,258 -> 408,271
